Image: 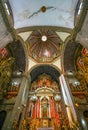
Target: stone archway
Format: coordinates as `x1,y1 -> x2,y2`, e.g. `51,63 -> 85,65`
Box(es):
30,64 -> 61,83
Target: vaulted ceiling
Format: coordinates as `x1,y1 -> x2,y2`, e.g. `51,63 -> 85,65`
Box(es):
9,0 -> 78,30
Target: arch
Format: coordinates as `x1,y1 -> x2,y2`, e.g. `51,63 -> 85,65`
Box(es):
29,64 -> 61,83
62,38 -> 80,73
8,38 -> 27,72
40,96 -> 49,101
0,110 -> 7,130
17,36 -> 29,73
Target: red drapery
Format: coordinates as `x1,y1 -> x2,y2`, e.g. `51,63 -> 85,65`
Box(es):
32,102 -> 37,118
32,97 -> 60,124
32,98 -> 40,118
50,98 -> 60,124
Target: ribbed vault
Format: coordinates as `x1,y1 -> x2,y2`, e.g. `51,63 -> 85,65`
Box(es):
27,29 -> 62,62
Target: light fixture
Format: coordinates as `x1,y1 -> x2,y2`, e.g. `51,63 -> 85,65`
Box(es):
30,95 -> 38,102
54,95 -> 61,102
41,35 -> 47,42
72,79 -> 80,86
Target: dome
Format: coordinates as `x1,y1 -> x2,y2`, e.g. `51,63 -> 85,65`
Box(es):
27,29 -> 62,62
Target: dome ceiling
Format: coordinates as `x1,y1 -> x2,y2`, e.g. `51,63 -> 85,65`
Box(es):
26,29 -> 62,62
8,0 -> 78,30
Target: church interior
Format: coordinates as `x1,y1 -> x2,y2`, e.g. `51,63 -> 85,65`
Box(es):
0,0 -> 88,130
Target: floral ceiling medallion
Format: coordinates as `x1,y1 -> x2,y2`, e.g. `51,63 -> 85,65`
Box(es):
26,29 -> 63,62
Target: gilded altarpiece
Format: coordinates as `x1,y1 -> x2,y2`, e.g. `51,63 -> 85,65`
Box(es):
22,74 -> 68,130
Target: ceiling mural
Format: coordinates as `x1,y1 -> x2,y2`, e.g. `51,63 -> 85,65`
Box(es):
26,29 -> 63,62
8,0 -> 78,29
